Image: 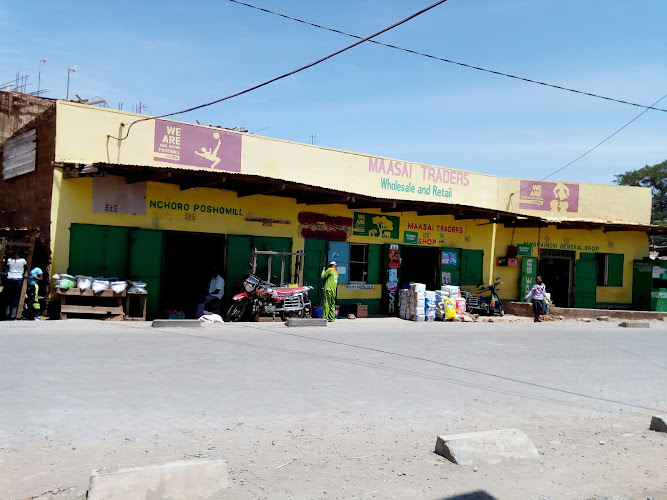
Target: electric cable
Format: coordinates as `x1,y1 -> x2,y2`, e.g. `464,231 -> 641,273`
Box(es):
227,0 -> 667,114
510,91 -> 667,197
107,0 -> 450,142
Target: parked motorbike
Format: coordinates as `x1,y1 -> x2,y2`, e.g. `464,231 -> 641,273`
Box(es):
462,277 -> 504,316
226,273 -> 313,322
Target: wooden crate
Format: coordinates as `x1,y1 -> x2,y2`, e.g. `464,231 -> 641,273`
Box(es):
356,304 -> 368,318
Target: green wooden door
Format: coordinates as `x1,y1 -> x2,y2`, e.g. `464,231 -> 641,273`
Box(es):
225,234 -> 253,303
104,226 -> 130,278
461,249 -> 484,286
440,247 -> 461,286
253,236 -> 292,285
129,228 -> 165,319
632,260 -> 653,311
304,239 -> 327,306
367,244 -> 382,284
68,224 -> 107,276
68,224 -> 131,278
574,252 -> 597,308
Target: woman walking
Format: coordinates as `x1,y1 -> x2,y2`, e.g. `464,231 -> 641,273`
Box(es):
525,276 -> 548,322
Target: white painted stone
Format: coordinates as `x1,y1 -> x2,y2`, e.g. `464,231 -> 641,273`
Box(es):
87,457 -> 228,500
435,429 -> 540,465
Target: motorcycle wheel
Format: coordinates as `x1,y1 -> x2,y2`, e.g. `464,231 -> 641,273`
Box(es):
225,300 -> 248,322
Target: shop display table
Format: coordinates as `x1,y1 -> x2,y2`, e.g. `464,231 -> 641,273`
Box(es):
58,288 -> 125,320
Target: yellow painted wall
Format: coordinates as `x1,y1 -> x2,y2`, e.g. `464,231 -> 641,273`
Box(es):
49,173 -> 649,306
54,102 -> 652,225
497,177 -> 652,225
50,174 -> 494,295
493,225 -> 649,304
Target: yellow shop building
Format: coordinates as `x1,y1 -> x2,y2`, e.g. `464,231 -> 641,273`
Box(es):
1,101 -> 663,318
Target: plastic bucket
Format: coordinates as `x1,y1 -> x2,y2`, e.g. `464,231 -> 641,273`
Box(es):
455,297 -> 467,315
313,307 -> 323,318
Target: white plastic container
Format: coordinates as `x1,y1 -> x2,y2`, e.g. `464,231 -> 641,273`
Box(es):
91,279 -> 110,293
76,275 -> 93,290
110,280 -> 127,294
128,281 -> 147,294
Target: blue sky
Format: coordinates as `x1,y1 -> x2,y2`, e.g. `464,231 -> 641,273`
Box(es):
2,0 -> 665,184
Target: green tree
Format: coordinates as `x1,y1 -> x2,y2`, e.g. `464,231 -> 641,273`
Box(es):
614,160 -> 667,245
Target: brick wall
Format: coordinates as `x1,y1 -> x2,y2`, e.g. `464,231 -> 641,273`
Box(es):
0,108 -> 57,272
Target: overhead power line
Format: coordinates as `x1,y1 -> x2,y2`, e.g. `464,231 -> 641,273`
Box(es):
511,91 -> 667,197
108,0 -> 450,141
228,0 -> 667,114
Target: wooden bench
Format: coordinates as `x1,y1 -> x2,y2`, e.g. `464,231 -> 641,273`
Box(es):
58,288 -> 125,320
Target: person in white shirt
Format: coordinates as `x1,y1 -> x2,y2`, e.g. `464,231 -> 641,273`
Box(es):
5,250 -> 27,320
524,275 -> 548,322
195,264 -> 225,318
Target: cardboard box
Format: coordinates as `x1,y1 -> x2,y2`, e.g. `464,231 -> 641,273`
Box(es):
356,304 -> 368,318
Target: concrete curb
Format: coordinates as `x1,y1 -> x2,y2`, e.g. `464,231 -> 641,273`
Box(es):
285,318 -> 327,327
504,301 -> 667,321
152,319 -> 202,328
435,429 -> 540,465
87,457 -> 228,499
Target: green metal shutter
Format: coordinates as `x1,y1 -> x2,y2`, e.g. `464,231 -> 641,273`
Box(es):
367,244 -> 382,284
461,249 -> 484,286
574,252 -> 597,308
606,253 -> 624,287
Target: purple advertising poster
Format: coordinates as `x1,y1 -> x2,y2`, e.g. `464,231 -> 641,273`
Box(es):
519,180 -> 579,213
153,119 -> 242,172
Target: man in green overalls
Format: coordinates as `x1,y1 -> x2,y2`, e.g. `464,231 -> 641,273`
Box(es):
320,261 -> 338,322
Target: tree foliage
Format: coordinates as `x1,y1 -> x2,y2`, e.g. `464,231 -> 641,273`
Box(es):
614,160 -> 667,244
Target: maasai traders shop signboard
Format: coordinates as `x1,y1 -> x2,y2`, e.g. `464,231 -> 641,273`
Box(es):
352,212 -> 400,239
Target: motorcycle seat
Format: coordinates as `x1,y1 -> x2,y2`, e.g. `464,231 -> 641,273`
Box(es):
273,286 -> 311,296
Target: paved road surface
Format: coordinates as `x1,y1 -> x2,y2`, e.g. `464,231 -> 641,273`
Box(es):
1,318 -> 666,499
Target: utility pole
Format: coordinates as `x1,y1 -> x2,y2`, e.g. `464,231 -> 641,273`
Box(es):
38,59 -> 46,93
66,66 -> 77,100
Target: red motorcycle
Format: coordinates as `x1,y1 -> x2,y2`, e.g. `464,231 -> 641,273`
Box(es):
226,273 -> 313,322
